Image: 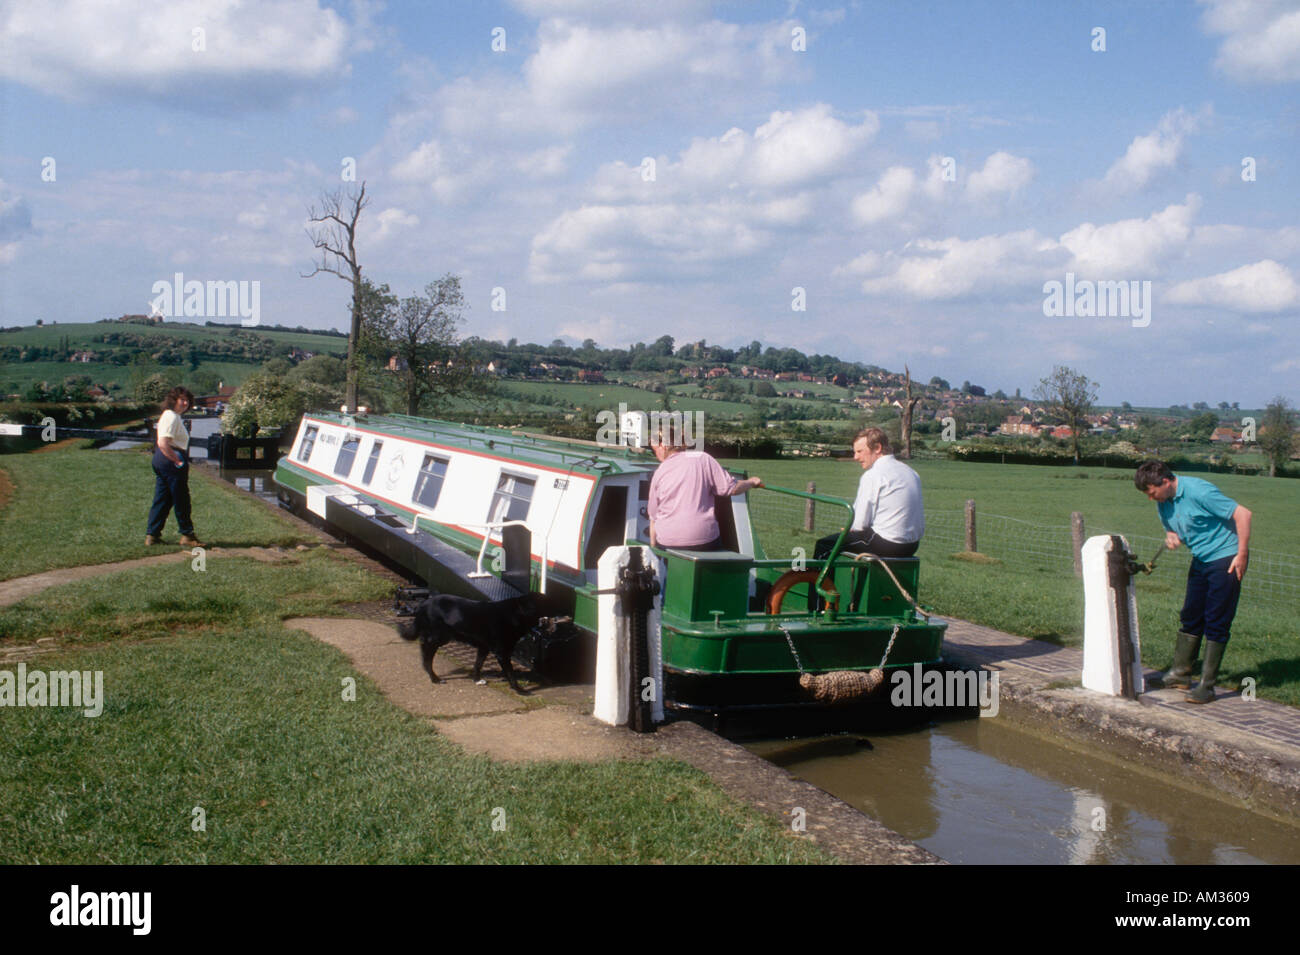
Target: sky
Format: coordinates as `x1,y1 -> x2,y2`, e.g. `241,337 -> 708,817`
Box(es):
1,0 -> 1298,407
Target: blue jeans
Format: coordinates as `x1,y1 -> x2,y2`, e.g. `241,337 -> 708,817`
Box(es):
1180,555 -> 1242,644
147,447 -> 194,537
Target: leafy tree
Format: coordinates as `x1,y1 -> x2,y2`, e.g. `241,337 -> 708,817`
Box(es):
221,373 -> 314,437
134,373 -> 174,405
929,376 -> 950,390
1033,365 -> 1098,464
261,357 -> 293,378
754,381 -> 776,398
371,275 -> 479,416
1259,397 -> 1297,477
1187,411 -> 1218,442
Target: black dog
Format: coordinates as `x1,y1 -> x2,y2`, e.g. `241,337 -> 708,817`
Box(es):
397,591 -> 566,694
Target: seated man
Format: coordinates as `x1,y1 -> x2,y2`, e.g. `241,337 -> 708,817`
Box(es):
814,428 -> 925,561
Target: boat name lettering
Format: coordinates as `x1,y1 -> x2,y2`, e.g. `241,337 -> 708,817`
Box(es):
553,478 -> 569,490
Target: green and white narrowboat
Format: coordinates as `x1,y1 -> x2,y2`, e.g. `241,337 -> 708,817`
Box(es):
273,410 -> 947,711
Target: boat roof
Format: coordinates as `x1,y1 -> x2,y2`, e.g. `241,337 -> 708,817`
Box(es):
305,410 -> 660,477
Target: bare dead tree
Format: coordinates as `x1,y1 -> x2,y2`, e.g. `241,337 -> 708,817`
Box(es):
900,364 -> 922,459
304,182 -> 369,412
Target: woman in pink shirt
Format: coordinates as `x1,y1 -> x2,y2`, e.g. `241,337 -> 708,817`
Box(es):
646,441 -> 761,550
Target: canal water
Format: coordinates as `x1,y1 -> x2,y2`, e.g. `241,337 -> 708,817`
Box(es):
748,719 -> 1300,864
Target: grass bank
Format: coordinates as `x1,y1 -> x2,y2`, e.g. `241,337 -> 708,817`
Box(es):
0,447 -> 830,864
0,447 -> 314,581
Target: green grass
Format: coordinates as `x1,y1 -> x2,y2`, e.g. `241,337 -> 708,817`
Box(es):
0,445 -> 831,864
0,594 -> 825,863
1,321 -> 348,351
0,448 -> 315,581
0,549 -> 389,646
500,380 -> 753,418
736,456 -> 1300,706
0,359 -> 281,396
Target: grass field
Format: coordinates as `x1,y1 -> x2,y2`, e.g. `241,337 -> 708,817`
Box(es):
0,446 -> 829,864
497,380 -> 754,418
735,456 -> 1300,706
1,321 -> 348,351
0,358 -> 269,396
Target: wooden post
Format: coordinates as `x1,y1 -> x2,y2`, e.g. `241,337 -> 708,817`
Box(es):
1071,511 -> 1085,576
965,499 -> 977,553
804,481 -> 816,531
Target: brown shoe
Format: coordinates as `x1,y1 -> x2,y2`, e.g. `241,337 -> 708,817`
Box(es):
145,534 -> 161,546
179,535 -> 204,547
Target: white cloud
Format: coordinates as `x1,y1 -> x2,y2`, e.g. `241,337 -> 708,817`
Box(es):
0,180 -> 33,263
966,151 -> 1035,200
367,208 -> 420,244
509,0 -> 715,22
848,150 -> 1031,224
321,106 -> 359,126
1101,107 -> 1207,191
521,18 -> 803,125
1165,259 -> 1300,311
748,106 -> 880,187
529,202 -> 770,283
1200,0 -> 1300,83
851,166 -> 916,224
591,105 -> 878,200
843,197 -> 1211,301
858,230 -> 1060,300
1060,196 -> 1201,275
0,0 -> 350,109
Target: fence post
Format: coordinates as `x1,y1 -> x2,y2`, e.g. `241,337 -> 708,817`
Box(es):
965,499 -> 977,553
804,482 -> 816,532
1072,511 -> 1085,577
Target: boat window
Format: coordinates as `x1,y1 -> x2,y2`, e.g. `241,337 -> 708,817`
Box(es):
361,440 -> 383,485
334,434 -> 361,477
298,425 -> 318,463
488,471 -> 535,524
413,454 -> 450,509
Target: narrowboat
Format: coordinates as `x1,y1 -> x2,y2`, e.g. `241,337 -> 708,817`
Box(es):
273,410 -> 947,711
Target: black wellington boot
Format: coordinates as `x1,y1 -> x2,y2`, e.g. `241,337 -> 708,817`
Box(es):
1150,631 -> 1200,689
1185,640 -> 1226,704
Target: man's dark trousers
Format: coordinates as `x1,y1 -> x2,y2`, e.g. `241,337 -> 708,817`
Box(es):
1181,555 -> 1242,644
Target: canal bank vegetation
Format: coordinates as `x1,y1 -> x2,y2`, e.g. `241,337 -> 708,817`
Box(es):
0,447 -> 829,864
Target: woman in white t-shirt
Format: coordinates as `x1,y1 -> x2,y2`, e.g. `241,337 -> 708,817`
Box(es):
146,387 -> 201,546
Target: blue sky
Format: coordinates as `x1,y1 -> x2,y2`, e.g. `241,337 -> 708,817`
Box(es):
2,0 -> 1298,406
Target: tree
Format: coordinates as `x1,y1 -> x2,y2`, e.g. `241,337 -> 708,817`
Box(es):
1259,397 -> 1297,478
1033,366 -> 1098,464
304,181 -> 370,413
221,373 -> 315,438
929,376 -> 950,391
372,275 -> 477,416
1187,411 -> 1218,442
899,364 -> 922,460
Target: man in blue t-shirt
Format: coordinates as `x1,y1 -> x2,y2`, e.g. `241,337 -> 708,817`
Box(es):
1135,460 -> 1252,703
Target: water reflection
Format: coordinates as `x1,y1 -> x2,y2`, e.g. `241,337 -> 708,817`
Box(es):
749,719 -> 1300,864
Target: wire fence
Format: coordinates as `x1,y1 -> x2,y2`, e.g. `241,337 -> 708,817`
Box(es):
747,487 -> 854,560
923,508 -> 1299,614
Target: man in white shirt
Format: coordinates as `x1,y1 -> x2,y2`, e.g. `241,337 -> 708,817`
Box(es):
815,428 -> 925,559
